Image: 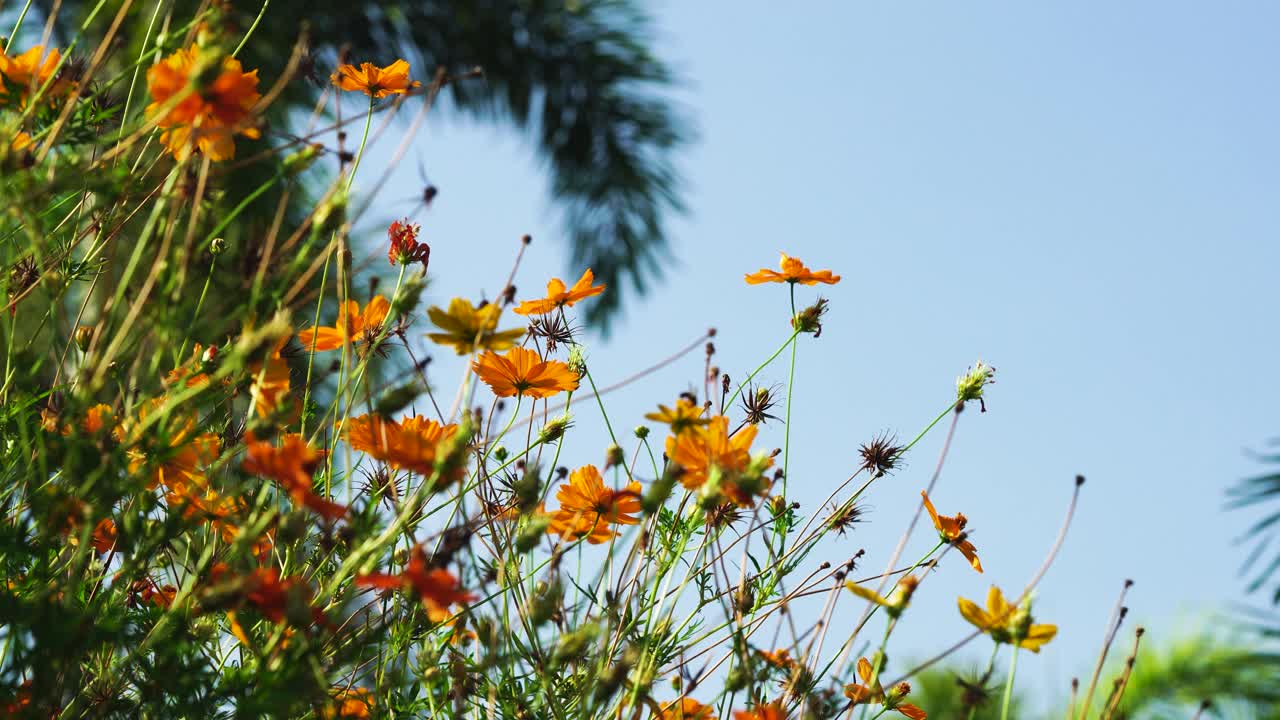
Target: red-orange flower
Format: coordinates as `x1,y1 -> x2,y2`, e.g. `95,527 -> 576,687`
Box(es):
344,413 -> 461,478
357,546 -> 476,622
145,47 -> 262,161
91,518 -> 117,555
511,269 -> 605,316
665,416 -> 772,506
207,563 -> 324,630
387,218 -> 428,266
744,253 -> 841,286
546,465 -> 641,544
921,490 -> 982,573
331,59 -> 421,97
843,657 -> 927,719
733,701 -> 787,720
472,346 -> 579,399
298,296 -> 390,353
242,432 -> 345,520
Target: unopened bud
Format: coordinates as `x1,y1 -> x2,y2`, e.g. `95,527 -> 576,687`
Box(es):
74,325 -> 93,352
209,237 -> 227,255
283,143 -> 322,176
604,443 -> 624,469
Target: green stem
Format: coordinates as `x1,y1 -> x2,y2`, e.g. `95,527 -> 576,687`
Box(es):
724,328 -> 801,410
177,256 -> 217,363
232,0 -> 270,56
1000,646 -> 1020,720
781,324 -> 797,498
345,99 -> 376,190
4,0 -> 34,52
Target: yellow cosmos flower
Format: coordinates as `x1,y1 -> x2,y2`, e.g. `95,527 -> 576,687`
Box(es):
846,575 -> 919,618
331,59 -> 421,97
958,586 -> 1057,652
511,269 -> 605,316
472,346 -> 579,399
426,297 -> 525,354
644,397 -> 710,436
744,253 -> 841,286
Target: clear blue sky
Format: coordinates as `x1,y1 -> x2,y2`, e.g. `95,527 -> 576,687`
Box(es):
356,0 -> 1280,702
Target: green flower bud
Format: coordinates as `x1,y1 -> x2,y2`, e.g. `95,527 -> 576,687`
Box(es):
283,143 -> 322,177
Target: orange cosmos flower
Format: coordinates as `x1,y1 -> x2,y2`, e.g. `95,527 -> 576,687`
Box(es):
357,545 -> 476,622
242,432 -> 346,520
757,648 -> 795,669
921,490 -> 982,573
546,464 -> 641,544
645,397 -> 710,436
344,413 -> 461,478
145,47 -> 261,161
472,346 -> 579,399
117,399 -> 221,495
656,698 -> 717,720
958,586 -> 1057,652
298,296 -> 391,353
249,336 -> 296,420
744,253 -> 841,286
331,59 -> 421,98
0,45 -> 64,103
511,268 -> 605,316
323,687 -> 374,719
733,701 -> 787,720
129,577 -> 178,609
426,297 -> 526,355
91,518 -> 117,554
665,416 -> 772,506
11,131 -> 32,151
843,657 -> 927,719
165,343 -> 218,388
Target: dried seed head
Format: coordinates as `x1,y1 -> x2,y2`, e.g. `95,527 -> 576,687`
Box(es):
826,502 -> 866,536
859,431 -> 904,477
528,314 -> 574,352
